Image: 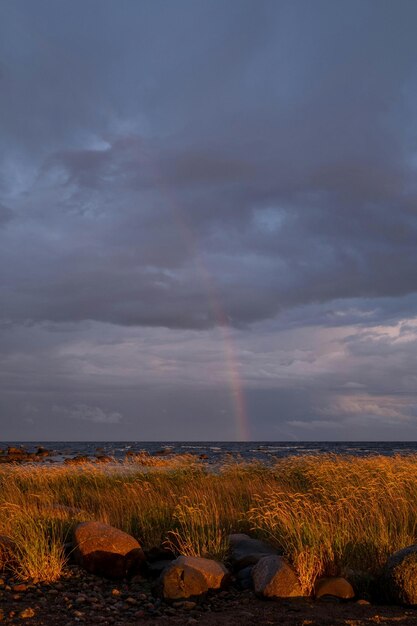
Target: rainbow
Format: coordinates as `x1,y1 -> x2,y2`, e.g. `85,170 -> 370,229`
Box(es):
165,199 -> 251,441
194,255 -> 251,442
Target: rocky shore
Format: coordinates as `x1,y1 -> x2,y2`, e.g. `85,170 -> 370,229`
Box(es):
2,570 -> 417,625
2,521 -> 417,625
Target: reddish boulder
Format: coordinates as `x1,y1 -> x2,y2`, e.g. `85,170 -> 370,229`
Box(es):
73,521 -> 144,579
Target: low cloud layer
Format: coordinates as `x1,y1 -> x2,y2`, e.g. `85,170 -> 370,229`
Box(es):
1,1 -> 417,439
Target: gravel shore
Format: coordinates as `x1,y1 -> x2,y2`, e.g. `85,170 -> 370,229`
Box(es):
1,566 -> 417,625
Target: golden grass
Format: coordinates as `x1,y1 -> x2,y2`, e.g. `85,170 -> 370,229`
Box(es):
1,454 -> 417,590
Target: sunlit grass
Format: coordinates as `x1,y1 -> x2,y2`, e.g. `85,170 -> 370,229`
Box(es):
1,454 -> 417,589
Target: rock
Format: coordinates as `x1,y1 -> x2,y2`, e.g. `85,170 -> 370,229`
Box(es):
314,577 -> 355,599
383,544 -> 417,605
159,555 -> 229,599
251,555 -> 302,598
36,447 -> 49,456
0,536 -> 16,571
174,600 -> 196,610
154,448 -> 172,456
64,455 -> 90,465
228,533 -> 279,570
236,565 -> 254,590
146,546 -> 176,562
7,446 -> 26,455
19,608 -> 35,619
73,521 -> 145,579
147,560 -> 172,578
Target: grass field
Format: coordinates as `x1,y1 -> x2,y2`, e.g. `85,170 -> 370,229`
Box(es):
1,454 -> 417,594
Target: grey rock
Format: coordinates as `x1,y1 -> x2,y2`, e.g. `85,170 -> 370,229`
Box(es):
228,533 -> 279,570
252,555 -> 302,598
236,565 -> 254,590
159,555 -> 229,599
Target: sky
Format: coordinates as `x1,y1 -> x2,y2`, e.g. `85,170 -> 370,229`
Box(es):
1,0 -> 417,441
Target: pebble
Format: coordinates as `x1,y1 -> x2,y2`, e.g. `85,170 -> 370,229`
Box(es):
111,589 -> 121,597
19,607 -> 36,619
165,608 -> 177,616
183,601 -> 197,610
12,584 -> 27,592
75,595 -> 87,603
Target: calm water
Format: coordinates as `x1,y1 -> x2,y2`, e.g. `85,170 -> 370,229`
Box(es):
2,441 -> 417,464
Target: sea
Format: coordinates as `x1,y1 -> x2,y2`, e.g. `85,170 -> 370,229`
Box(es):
2,441 -> 417,464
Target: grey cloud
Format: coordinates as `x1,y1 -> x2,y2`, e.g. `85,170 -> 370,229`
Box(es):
0,204 -> 13,226
53,404 -> 123,424
2,0 -> 417,438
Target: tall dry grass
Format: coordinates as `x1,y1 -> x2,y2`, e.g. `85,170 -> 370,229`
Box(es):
249,454 -> 417,593
1,454 -> 417,590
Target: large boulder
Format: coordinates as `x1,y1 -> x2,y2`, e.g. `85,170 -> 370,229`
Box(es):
159,555 -> 229,599
228,533 -> 279,570
314,577 -> 355,599
252,555 -> 302,598
73,521 -> 145,579
382,544 -> 417,605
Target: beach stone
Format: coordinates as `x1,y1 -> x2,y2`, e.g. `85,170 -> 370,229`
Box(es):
383,544 -> 417,605
147,560 -> 172,577
7,446 -> 26,455
64,455 -> 90,465
252,555 -> 302,598
314,577 -> 354,599
228,533 -> 279,570
73,521 -> 145,579
154,448 -> 172,456
236,565 -> 254,590
159,555 -> 229,599
36,447 -> 50,456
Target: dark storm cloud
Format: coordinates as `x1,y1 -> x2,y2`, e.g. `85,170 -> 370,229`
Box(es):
2,0 -> 417,438
1,1 -> 417,329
